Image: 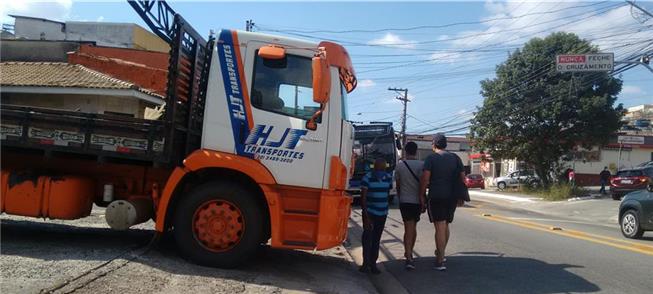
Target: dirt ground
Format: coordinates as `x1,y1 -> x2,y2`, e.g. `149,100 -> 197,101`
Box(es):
0,207 -> 377,294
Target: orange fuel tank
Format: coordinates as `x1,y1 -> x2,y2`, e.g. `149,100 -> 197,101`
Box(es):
1,171 -> 95,220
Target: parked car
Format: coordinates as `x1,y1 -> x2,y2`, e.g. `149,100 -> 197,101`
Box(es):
493,170 -> 540,190
610,167 -> 653,200
619,183 -> 653,239
465,174 -> 485,189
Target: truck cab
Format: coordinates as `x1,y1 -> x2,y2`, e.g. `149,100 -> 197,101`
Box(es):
203,30 -> 355,191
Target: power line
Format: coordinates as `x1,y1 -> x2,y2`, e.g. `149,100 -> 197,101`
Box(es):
257,2 -> 624,51
410,47 -> 651,134
256,1 -> 611,34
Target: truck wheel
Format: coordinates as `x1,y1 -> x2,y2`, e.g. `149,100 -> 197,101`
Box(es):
497,182 -> 507,190
620,210 -> 644,239
173,181 -> 264,268
611,194 -> 621,200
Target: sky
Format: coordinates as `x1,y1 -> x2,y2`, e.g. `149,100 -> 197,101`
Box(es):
2,0 -> 652,135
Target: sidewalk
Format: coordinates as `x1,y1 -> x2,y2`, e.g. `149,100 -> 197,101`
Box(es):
344,211 -> 409,294
469,189 -> 620,226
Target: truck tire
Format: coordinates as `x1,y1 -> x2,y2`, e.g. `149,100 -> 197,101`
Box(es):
620,210 -> 644,239
173,181 -> 264,268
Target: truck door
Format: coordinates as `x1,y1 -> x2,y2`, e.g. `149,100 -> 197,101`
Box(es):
243,41 -> 329,189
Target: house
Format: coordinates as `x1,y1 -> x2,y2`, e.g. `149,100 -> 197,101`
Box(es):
565,134 -> 653,185
405,134 -> 472,173
0,62 -> 164,118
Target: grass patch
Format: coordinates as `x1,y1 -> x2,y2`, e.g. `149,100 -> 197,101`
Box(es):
521,184 -> 589,201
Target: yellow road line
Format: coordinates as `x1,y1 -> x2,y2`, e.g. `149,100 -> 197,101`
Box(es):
478,213 -> 653,256
490,215 -> 653,250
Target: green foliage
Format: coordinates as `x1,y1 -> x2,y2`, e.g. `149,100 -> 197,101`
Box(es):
471,32 -> 624,185
522,183 -> 588,201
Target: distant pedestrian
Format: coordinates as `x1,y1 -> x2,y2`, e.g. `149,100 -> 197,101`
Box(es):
395,141 -> 423,270
569,169 -> 576,188
359,158 -> 393,274
419,133 -> 466,271
599,167 -> 611,194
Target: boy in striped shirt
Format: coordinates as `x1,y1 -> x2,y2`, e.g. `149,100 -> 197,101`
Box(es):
359,158 -> 393,274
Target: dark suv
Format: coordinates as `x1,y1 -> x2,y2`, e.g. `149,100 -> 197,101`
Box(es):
619,183 -> 653,239
611,167 -> 653,200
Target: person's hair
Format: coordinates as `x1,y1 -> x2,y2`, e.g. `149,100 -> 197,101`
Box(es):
405,141 -> 418,156
432,133 -> 447,149
604,166 -> 608,169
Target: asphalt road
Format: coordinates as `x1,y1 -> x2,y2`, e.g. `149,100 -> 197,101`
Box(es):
0,208 -> 376,294
351,198 -> 653,294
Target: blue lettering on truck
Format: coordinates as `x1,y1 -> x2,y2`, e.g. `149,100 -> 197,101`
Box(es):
244,124 -> 308,163
217,30 -> 251,157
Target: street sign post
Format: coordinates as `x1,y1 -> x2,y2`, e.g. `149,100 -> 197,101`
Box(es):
556,53 -> 614,72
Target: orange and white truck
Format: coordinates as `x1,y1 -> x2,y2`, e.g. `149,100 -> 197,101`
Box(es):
0,0 -> 357,268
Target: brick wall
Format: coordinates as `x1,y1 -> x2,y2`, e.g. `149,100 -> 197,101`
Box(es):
68,47 -> 168,96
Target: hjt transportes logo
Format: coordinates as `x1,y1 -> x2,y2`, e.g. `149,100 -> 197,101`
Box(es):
244,124 -> 308,163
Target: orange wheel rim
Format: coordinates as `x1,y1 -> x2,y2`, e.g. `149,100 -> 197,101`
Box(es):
192,200 -> 245,252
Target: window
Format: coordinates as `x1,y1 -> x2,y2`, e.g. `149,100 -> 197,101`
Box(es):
251,53 -> 320,121
616,170 -> 643,177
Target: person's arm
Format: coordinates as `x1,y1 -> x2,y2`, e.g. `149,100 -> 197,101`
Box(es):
457,170 -> 467,207
395,169 -> 402,200
360,176 -> 371,229
419,170 -> 430,213
456,156 -> 467,206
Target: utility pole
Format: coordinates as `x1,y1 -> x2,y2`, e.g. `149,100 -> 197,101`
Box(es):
245,19 -> 255,32
388,87 -> 409,158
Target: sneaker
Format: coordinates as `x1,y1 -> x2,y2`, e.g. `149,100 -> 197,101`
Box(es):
370,266 -> 382,275
405,259 -> 416,271
433,262 -> 447,271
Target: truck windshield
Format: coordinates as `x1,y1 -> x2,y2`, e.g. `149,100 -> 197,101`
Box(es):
251,53 -> 319,121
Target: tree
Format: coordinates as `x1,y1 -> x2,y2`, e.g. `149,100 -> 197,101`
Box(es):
470,32 -> 624,186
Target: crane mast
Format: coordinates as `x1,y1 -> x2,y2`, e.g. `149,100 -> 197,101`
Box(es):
127,0 -> 212,163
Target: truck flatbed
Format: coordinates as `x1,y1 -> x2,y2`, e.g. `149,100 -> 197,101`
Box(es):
1,104 -> 167,164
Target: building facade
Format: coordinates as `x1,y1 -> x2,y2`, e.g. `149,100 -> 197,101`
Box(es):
9,15 -> 169,53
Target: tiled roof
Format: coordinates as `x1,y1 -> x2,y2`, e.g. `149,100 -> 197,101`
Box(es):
0,62 -> 163,99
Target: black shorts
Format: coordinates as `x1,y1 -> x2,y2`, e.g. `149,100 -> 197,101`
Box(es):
399,203 -> 421,222
427,198 -> 457,223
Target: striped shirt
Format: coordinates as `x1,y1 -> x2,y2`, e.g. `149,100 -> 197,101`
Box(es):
361,171 -> 393,216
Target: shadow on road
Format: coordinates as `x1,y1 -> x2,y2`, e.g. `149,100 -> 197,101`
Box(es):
382,253 -> 600,294
1,219 -> 369,293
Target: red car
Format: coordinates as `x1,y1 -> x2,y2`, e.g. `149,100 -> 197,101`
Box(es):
610,168 -> 652,200
465,174 -> 485,189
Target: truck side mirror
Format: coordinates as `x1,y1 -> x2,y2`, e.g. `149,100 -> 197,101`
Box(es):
312,52 -> 330,104
306,50 -> 330,131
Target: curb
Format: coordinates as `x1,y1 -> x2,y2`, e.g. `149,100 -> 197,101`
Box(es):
344,217 -> 410,294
